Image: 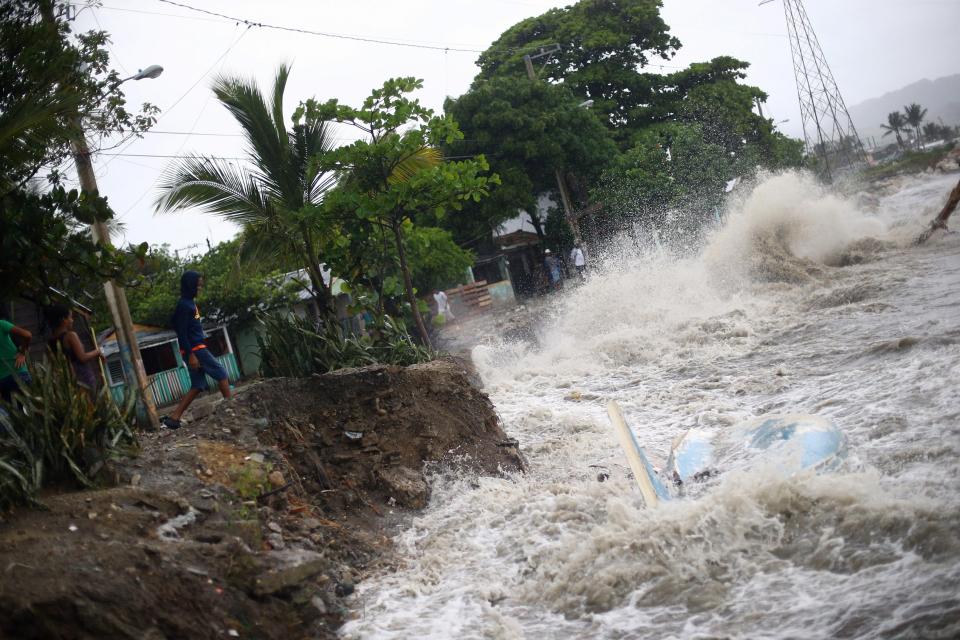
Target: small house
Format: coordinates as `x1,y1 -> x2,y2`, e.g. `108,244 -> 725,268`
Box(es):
100,323 -> 240,407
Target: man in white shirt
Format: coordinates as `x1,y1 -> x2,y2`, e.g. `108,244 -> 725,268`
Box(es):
433,289 -> 455,322
570,244 -> 587,279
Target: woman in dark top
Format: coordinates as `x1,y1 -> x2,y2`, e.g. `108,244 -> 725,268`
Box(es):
44,305 -> 101,394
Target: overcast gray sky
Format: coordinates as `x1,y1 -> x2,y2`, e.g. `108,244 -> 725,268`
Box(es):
74,0 -> 960,254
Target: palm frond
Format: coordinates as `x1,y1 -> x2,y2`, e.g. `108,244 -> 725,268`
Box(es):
212,73 -> 298,206
387,146 -> 442,185
154,155 -> 276,227
291,117 -> 338,204
271,64 -> 292,151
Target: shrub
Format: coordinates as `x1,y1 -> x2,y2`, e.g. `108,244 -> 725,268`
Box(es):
0,351 -> 137,510
255,311 -> 433,378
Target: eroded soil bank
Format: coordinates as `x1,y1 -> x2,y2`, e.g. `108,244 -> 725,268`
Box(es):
0,359 -> 523,639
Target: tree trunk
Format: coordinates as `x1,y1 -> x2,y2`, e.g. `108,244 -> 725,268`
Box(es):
299,223 -> 334,321
917,176 -> 960,244
392,220 -> 432,349
529,212 -> 546,247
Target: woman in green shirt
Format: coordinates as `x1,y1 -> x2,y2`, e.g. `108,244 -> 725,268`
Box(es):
0,314 -> 31,403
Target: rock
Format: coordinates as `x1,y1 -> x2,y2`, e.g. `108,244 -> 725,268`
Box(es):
266,533 -> 285,550
247,453 -> 265,464
311,595 -> 327,615
268,471 -> 285,488
187,402 -> 216,422
130,473 -> 141,487
334,581 -> 354,597
267,522 -> 282,533
228,520 -> 262,549
253,549 -> 327,596
377,466 -> 430,509
301,518 -> 322,531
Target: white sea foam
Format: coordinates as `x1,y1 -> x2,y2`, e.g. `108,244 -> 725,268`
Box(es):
343,171 -> 960,639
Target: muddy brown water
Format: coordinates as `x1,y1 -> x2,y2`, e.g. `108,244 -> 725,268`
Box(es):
344,172 -> 960,639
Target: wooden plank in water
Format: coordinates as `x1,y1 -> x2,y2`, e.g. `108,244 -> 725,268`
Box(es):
607,401 -> 661,508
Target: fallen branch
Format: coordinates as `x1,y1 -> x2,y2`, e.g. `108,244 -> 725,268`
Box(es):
917,176 -> 960,244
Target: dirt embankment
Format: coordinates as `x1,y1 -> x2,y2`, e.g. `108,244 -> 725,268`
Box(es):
0,359 -> 523,639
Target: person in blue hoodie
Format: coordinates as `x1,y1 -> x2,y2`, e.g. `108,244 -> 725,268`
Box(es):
161,271 -> 231,429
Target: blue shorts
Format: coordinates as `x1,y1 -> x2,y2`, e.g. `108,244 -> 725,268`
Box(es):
0,371 -> 30,403
188,348 -> 228,391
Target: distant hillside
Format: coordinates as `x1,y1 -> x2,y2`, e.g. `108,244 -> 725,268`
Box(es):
849,74 -> 960,145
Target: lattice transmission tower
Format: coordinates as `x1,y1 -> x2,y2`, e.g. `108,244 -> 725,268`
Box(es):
763,0 -> 866,181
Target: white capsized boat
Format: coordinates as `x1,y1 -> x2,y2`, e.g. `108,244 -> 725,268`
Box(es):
607,402 -> 847,508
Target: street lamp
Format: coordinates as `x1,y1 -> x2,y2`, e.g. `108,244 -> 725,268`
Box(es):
123,65 -> 164,83
71,63 -> 164,431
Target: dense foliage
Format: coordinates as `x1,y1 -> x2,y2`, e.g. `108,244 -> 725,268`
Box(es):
84,239 -> 299,332
255,311 -> 432,379
297,77 -> 497,346
0,352 -> 137,510
476,0 -> 679,131
443,76 -> 617,247
0,0 -> 156,304
443,0 -> 804,251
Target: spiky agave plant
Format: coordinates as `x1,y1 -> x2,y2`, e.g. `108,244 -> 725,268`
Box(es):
0,350 -> 137,509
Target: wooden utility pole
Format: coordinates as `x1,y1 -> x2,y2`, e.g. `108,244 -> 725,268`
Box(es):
523,49 -> 583,244
42,1 -> 159,429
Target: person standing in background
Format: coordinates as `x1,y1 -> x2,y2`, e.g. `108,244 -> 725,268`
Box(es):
570,243 -> 587,280
0,308 -> 31,403
544,249 -> 562,291
433,288 -> 455,323
44,304 -> 101,399
161,271 -> 231,430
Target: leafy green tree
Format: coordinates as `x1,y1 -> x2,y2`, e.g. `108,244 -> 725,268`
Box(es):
903,103 -> 928,151
443,76 -> 618,245
93,240 -> 298,332
297,77 -> 497,347
1,0 -> 156,192
881,111 -> 909,150
403,226 -> 473,294
595,122 -> 731,233
462,2 -> 802,247
477,0 -> 679,131
154,65 -> 339,318
0,0 -> 156,304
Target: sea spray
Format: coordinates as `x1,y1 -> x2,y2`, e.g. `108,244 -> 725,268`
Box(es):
344,172 -> 960,640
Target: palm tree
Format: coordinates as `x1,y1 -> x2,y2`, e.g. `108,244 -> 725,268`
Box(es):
880,111 -> 908,151
922,122 -> 941,143
154,65 -> 338,317
903,103 -> 928,151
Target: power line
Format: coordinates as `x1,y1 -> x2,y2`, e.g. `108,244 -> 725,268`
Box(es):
155,0 -> 492,53
102,152 -> 247,160
98,24 -> 251,171
140,129 -> 365,143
